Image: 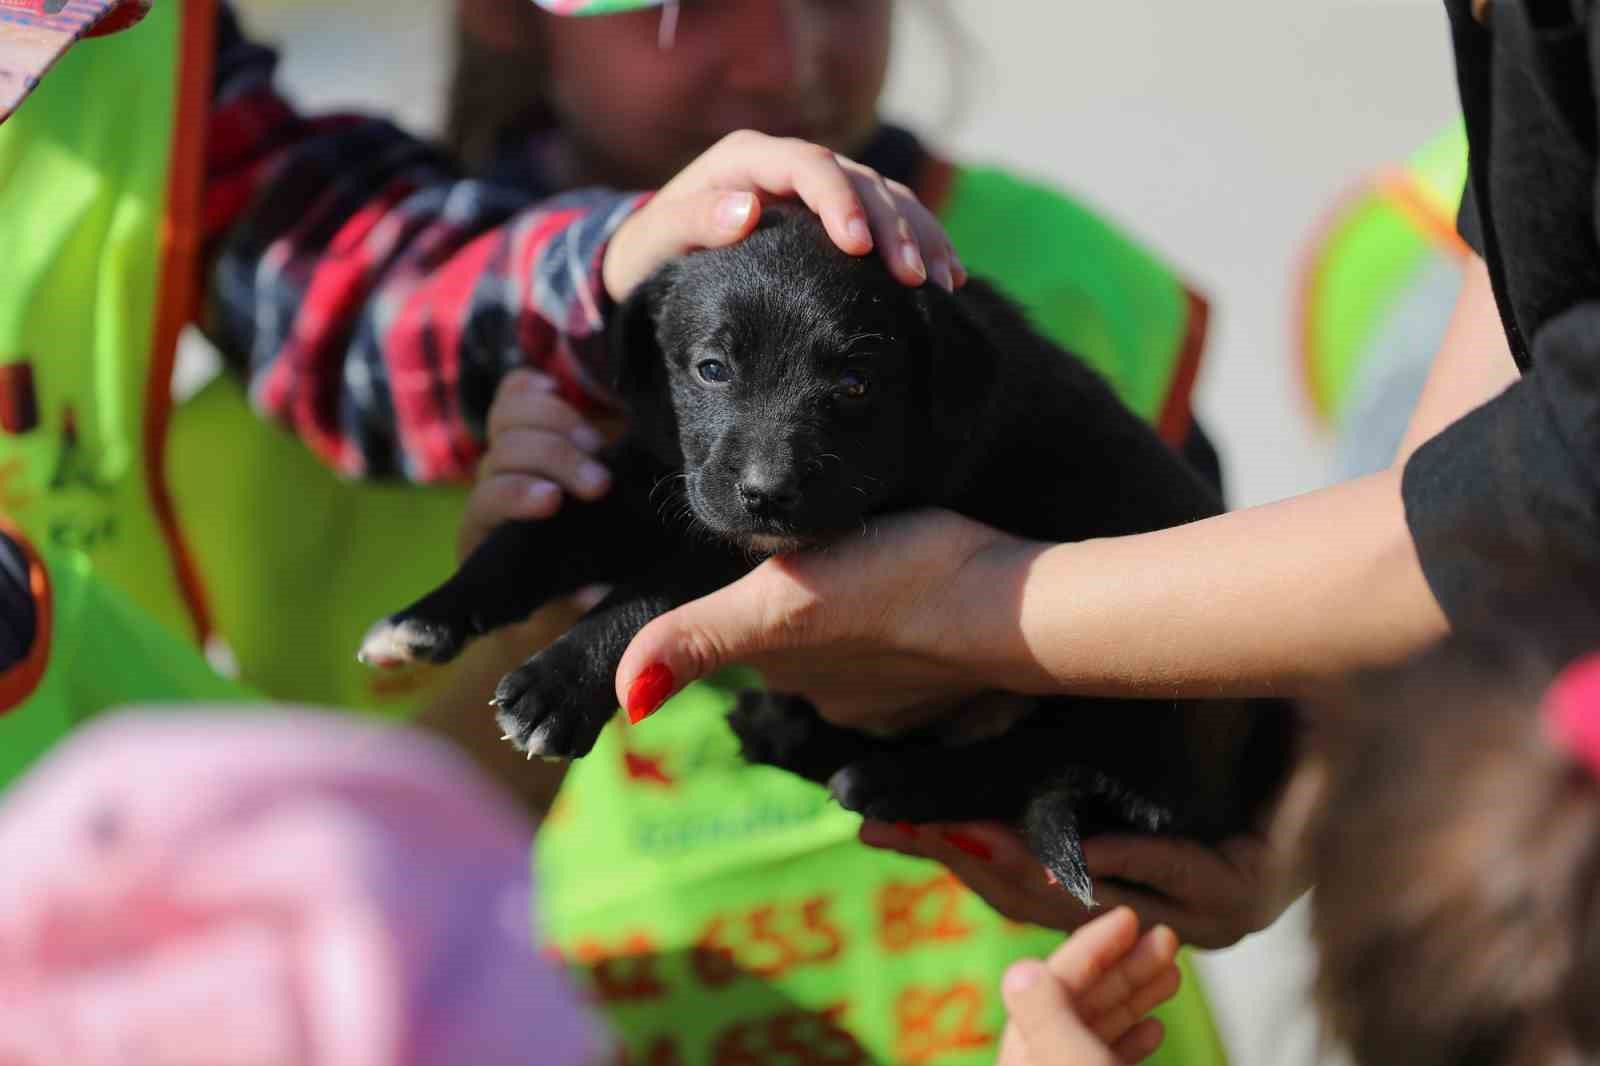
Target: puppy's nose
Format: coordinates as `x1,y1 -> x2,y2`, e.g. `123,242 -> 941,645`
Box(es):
737,470 -> 801,516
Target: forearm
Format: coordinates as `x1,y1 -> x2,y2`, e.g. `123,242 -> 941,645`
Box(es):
957,260 -> 1515,700
966,467 -> 1445,700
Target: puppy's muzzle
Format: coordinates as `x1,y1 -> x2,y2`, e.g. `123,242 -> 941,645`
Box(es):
736,467 -> 803,519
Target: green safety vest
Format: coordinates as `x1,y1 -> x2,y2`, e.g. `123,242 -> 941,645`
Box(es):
0,0 -> 469,766
0,522 -> 247,785
0,0 -> 260,775
0,15 -> 1222,1058
1299,121 -> 1471,426
535,163 -> 1225,1066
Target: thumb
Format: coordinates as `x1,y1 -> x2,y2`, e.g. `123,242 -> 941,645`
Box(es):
613,560 -> 809,723
1002,961 -> 1118,1066
604,190 -> 760,301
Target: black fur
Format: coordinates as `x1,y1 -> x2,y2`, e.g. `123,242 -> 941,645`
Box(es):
361,207 -> 1290,903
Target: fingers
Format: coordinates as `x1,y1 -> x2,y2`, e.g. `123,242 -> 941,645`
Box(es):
1042,907 -> 1180,1049
839,158 -> 958,290
1088,882 -> 1198,948
613,555 -> 820,722
1111,1018 -> 1167,1065
612,131 -> 958,299
458,370 -> 615,561
482,371 -> 612,501
481,428 -> 610,501
857,820 -> 1097,932
486,371 -> 601,445
603,186 -> 762,300
1002,960 -> 1121,1066
698,137 -> 953,289
1084,832 -> 1280,950
1065,921 -> 1180,1021
1047,906 -> 1141,993
682,131 -> 874,256
846,164 -> 927,286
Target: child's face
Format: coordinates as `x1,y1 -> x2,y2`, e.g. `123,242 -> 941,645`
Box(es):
540,0 -> 892,188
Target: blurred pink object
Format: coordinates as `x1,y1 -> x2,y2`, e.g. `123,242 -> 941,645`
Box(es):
0,710 -> 598,1066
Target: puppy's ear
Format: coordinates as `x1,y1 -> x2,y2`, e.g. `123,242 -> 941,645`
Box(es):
610,262 -> 678,402
913,280 -> 1000,445
609,264 -> 683,461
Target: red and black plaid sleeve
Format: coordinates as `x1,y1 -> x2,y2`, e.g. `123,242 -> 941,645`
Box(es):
203,3 -> 643,482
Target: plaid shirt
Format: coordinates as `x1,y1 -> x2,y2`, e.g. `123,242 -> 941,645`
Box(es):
204,4 -> 643,482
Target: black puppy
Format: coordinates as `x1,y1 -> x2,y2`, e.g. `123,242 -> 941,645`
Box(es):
360,207 -> 1288,902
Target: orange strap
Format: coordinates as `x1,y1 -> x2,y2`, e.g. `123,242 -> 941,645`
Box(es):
143,0 -> 217,644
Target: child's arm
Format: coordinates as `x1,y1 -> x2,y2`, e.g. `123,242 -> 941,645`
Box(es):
203,5 -> 953,484
998,908 -> 1180,1066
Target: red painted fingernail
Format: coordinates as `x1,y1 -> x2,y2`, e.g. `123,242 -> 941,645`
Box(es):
626,663 -> 676,724
1044,869 -> 1060,887
941,830 -> 993,861
894,821 -> 918,839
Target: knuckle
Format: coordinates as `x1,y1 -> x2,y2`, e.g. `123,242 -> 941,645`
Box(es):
526,392 -> 578,429
791,139 -> 836,164
675,621 -> 729,679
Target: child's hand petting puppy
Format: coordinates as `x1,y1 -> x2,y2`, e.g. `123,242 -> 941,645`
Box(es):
603,129 -> 963,302
457,369 -> 615,564
998,907 -> 1181,1066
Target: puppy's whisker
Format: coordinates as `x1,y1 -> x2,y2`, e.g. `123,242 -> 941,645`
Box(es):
648,472 -> 689,506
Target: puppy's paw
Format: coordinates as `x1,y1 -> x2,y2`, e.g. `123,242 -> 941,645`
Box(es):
357,614 -> 468,669
826,761 -> 944,823
728,691 -> 890,786
727,691 -> 820,767
492,661 -> 612,760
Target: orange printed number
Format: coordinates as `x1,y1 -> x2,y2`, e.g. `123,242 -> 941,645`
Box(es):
693,895 -> 844,988
877,873 -> 975,953
895,983 -> 994,1064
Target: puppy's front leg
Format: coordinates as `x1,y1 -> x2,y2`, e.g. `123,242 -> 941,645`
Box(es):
359,481 -> 666,669
494,549 -> 746,758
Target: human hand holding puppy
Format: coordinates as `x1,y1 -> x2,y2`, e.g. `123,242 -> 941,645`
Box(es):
855,817 -> 1302,950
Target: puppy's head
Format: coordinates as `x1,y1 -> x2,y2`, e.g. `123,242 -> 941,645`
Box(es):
612,206 -> 993,554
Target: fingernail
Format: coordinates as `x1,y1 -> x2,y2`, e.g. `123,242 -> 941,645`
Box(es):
627,662 -> 676,724
1044,868 -> 1061,888
716,192 -> 756,232
950,251 -> 968,284
527,478 -> 559,503
901,242 -> 927,282
1003,960 -> 1046,996
577,461 -> 611,495
570,423 -> 606,453
846,216 -> 871,249
941,830 -> 993,861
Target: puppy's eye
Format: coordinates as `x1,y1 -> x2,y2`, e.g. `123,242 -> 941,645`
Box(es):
836,369 -> 870,401
696,359 -> 731,384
